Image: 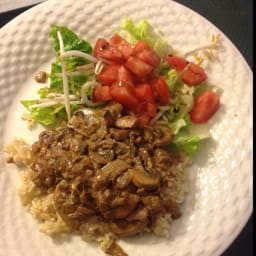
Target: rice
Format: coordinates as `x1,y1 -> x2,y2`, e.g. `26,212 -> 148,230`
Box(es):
4,139 -> 33,167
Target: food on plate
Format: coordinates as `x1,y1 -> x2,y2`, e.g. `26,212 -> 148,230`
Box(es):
5,19 -> 222,255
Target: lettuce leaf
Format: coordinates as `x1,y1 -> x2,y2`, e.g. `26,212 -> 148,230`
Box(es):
172,134 -> 202,156
49,25 -> 93,93
21,100 -> 80,127
118,18 -> 170,57
49,25 -> 92,54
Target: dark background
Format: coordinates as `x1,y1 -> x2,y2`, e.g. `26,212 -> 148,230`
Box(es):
0,0 -> 253,255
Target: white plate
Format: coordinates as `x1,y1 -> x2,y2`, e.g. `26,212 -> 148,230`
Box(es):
0,0 -> 252,256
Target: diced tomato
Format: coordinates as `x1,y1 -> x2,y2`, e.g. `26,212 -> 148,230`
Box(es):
134,40 -> 150,53
92,86 -> 112,102
134,40 -> 160,67
136,49 -> 160,67
146,102 -> 157,117
118,65 -> 134,87
138,113 -> 151,126
182,63 -> 207,86
134,83 -> 155,103
189,91 -> 220,123
133,101 -> 156,125
125,56 -> 153,78
109,34 -> 134,59
97,64 -> 120,86
110,82 -> 139,109
99,47 -> 123,62
152,76 -> 170,105
93,38 -> 109,58
93,38 -> 123,62
165,55 -> 188,72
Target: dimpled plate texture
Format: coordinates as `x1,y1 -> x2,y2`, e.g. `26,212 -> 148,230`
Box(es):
0,0 -> 253,256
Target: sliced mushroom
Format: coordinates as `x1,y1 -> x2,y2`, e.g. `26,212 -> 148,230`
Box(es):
141,195 -> 163,215
110,193 -> 140,219
110,128 -> 129,140
129,169 -> 160,189
104,102 -> 123,120
115,115 -> 138,129
110,220 -> 147,237
128,207 -> 149,222
69,108 -> 108,140
93,159 -> 130,189
105,240 -> 128,256
139,147 -> 154,172
54,180 -> 95,229
144,124 -> 173,147
116,171 -> 133,189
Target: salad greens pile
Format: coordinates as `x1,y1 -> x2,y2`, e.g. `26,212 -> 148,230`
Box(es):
21,19 -> 222,156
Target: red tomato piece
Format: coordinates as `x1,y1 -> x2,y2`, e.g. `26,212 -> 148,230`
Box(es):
147,102 -> 157,117
182,63 -> 207,86
134,40 -> 150,53
109,34 -> 134,60
93,38 -> 109,58
134,40 -> 160,67
110,82 -> 139,109
165,55 -> 188,72
97,64 -> 120,86
134,83 -> 155,103
93,38 -> 123,62
118,65 -> 134,87
152,76 -> 170,105
125,56 -> 153,78
189,91 -> 220,123
92,86 -> 112,102
136,49 -> 160,67
138,113 -> 151,126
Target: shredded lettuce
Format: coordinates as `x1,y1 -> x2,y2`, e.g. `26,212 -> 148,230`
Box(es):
21,100 -> 80,127
118,18 -> 170,57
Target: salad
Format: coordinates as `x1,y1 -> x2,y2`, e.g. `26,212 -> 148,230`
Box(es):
22,18 -> 222,157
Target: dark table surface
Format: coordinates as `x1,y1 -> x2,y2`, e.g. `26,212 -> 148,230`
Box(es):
0,1 -> 253,255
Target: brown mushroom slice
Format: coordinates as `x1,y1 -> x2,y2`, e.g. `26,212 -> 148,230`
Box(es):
93,159 -> 130,189
105,240 -> 128,256
145,124 -> 173,147
111,193 -> 140,219
104,102 -> 123,120
69,108 -> 108,140
89,149 -> 114,165
116,171 -> 133,189
114,115 -> 138,129
110,128 -> 129,140
129,169 -> 160,189
128,207 -> 149,222
141,195 -> 163,215
110,220 -> 147,237
54,180 -> 94,229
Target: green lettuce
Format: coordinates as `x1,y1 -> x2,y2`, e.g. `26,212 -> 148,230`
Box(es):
118,18 -> 169,57
172,134 -> 202,156
21,100 -> 80,127
49,25 -> 93,93
21,25 -> 93,127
